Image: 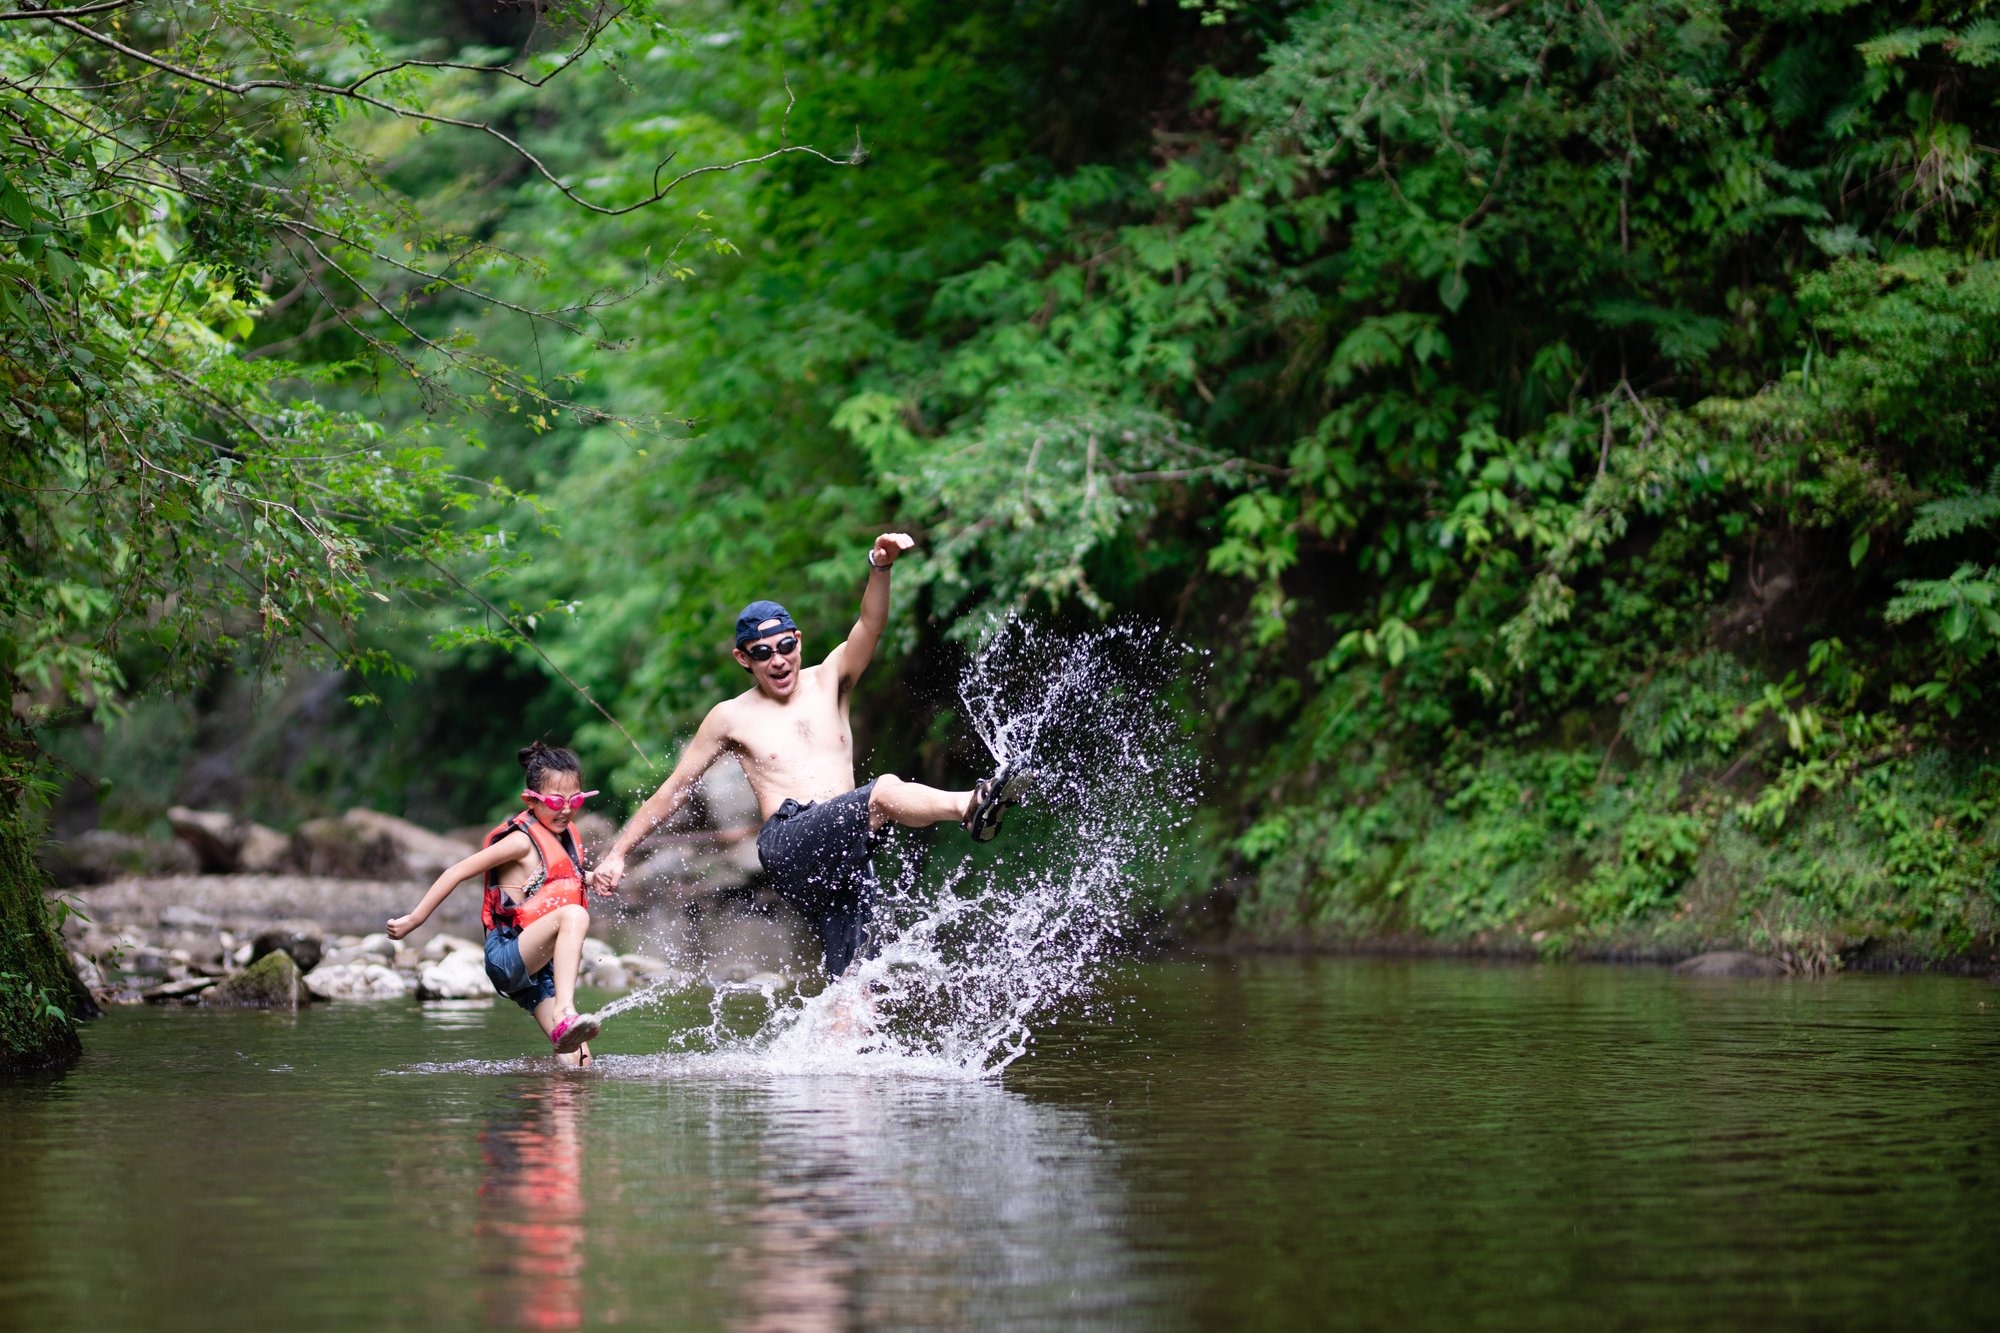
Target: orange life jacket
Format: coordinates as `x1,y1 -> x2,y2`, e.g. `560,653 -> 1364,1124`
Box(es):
482,813 -> 585,932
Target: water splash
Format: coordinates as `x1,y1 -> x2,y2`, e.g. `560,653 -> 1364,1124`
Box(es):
593,619 -> 1199,1079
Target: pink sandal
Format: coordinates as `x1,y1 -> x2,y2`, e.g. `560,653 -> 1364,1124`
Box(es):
550,1012 -> 601,1055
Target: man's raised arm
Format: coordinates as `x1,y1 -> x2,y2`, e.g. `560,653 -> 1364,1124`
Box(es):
587,707 -> 731,892
833,531 -> 915,686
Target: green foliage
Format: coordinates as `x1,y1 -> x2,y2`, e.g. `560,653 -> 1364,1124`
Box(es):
0,0 -> 705,733
369,0 -> 2000,958
18,0 -> 2000,968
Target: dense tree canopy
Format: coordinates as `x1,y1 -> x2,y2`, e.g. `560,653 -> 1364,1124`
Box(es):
23,0 -> 2000,965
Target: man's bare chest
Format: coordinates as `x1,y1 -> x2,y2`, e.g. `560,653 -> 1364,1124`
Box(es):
730,679 -> 851,764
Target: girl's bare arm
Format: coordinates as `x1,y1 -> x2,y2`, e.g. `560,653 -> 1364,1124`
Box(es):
386,832 -> 531,939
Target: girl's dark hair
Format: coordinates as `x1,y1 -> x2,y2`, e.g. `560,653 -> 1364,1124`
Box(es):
518,741 -> 581,793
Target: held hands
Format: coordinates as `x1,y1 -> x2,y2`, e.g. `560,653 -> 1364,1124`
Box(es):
586,851 -> 626,895
871,532 -> 915,569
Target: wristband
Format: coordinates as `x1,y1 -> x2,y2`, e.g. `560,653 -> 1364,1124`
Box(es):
868,549 -> 888,571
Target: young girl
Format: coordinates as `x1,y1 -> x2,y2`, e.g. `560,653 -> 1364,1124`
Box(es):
388,742 -> 609,1066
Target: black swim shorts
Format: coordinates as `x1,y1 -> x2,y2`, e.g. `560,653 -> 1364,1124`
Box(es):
757,778 -> 887,976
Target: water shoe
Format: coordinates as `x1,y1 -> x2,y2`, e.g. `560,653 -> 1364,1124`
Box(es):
551,1012 -> 601,1054
963,759 -> 1036,843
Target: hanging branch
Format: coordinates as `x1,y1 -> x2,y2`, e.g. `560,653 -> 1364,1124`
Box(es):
427,559 -> 658,773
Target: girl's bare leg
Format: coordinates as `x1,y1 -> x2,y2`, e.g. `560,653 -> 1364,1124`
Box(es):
867,773 -> 974,832
515,903 -> 592,1019
530,997 -> 591,1067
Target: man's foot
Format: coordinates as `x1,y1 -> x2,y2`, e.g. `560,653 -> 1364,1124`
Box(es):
962,758 -> 1036,843
551,1011 -> 602,1055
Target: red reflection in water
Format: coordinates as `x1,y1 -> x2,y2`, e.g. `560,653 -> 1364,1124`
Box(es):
478,1081 -> 586,1330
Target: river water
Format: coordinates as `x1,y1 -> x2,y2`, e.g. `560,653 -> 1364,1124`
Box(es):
1,956 -> 1995,1331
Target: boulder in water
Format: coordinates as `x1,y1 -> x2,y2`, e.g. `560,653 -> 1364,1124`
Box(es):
583,960 -> 629,991
205,950 -> 305,1007
1673,951 -> 1787,977
304,962 -> 408,1001
252,920 -> 324,974
417,948 -> 490,1000
581,937 -> 616,963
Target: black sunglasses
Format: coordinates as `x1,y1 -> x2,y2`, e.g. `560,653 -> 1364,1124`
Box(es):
741,634 -> 799,661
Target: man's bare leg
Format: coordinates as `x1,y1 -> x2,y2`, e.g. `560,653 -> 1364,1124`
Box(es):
867,774 -> 974,832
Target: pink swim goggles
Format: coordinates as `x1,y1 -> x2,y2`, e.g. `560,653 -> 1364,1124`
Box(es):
522,789 -> 599,812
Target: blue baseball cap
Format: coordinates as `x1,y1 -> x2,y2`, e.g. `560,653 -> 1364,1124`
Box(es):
735,600 -> 797,647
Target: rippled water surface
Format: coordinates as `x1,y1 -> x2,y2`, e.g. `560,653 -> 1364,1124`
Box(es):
3,956 -> 1996,1331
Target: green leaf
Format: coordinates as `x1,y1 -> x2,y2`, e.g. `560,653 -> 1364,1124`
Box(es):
0,176 -> 31,228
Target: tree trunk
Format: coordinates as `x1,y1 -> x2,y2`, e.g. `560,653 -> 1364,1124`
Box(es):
0,803 -> 96,1071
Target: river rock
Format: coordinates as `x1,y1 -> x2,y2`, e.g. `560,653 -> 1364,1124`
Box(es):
204,951 -> 304,1007
582,937 -> 616,964
159,905 -> 221,930
69,951 -> 105,992
165,807 -> 292,874
422,933 -> 481,961
617,955 -> 693,989
144,976 -> 219,1004
291,809 -> 475,881
61,873 -> 482,939
417,948 -> 490,1000
237,824 -> 292,873
617,953 -> 672,977
583,960 -> 629,991
160,930 -> 223,966
1673,951 -> 1787,977
251,920 -> 324,973
320,933 -> 397,969
569,813 -> 617,861
304,962 -> 408,1001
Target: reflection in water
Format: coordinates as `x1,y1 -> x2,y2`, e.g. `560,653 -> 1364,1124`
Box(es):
478,1081 -> 588,1330
669,1075 -> 1150,1332
7,962 -> 1999,1333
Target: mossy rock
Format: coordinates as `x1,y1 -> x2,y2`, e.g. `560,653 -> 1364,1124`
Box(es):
205,950 -> 304,1008
1,810 -> 96,1070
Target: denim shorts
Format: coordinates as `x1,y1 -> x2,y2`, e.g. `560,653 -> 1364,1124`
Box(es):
484,926 -> 556,1013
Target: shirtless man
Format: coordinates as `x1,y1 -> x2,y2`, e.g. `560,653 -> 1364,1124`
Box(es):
586,532 -> 1031,976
